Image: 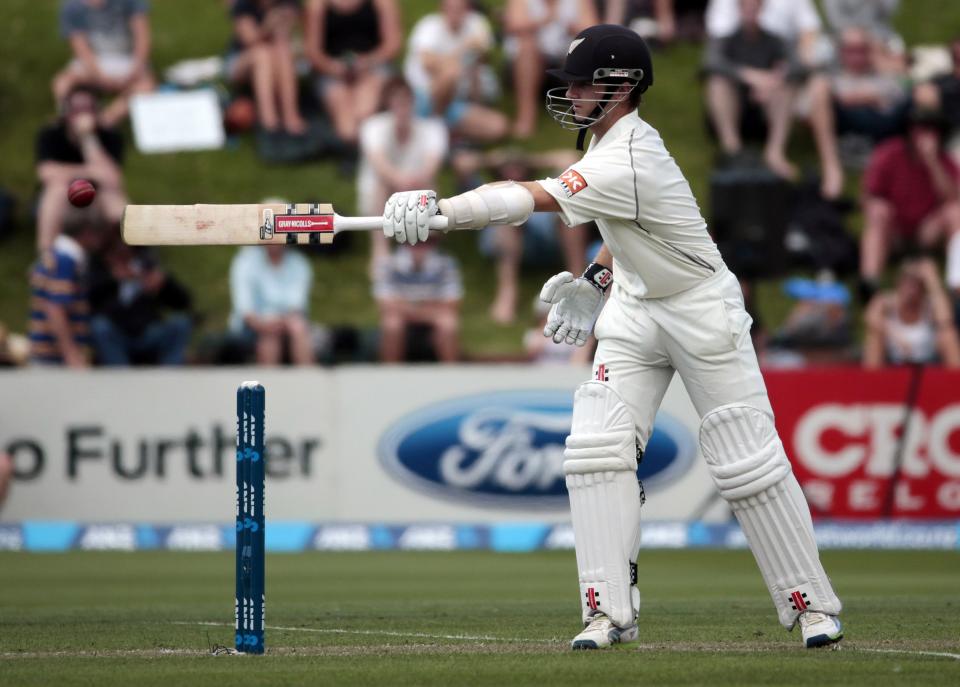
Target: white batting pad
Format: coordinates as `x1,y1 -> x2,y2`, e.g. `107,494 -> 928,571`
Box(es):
564,382 -> 643,628
700,404 -> 842,628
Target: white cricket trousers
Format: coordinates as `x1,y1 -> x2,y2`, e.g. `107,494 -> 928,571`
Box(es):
593,265 -> 771,443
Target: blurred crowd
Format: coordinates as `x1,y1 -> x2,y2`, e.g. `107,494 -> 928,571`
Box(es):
8,0 -> 960,371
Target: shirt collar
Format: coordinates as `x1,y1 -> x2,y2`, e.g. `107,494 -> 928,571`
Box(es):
588,111 -> 643,151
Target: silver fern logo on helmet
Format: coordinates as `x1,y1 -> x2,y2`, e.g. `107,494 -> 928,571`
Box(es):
546,67 -> 645,131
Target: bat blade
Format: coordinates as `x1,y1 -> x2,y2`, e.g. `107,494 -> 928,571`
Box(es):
122,203 -> 336,246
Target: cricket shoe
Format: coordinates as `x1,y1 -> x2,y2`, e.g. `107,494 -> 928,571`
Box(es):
570,613 -> 638,650
799,611 -> 843,648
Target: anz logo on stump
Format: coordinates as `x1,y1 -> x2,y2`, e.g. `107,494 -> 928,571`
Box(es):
377,390 -> 697,509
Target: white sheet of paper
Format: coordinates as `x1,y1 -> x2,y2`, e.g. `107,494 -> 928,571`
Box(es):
130,89 -> 225,154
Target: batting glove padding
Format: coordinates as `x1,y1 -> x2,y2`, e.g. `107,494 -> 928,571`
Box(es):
383,190 -> 437,245
540,271 -> 604,346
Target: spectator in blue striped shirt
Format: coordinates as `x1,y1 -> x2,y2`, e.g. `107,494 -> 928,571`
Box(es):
373,241 -> 463,362
29,214 -> 105,367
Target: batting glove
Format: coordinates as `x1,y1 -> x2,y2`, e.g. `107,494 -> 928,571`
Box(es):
383,190 -> 437,245
539,272 -> 605,347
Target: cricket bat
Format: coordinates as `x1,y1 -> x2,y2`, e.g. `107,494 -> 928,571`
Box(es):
122,203 -> 449,246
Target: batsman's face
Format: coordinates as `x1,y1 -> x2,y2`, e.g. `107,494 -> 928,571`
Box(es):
565,82 -> 601,118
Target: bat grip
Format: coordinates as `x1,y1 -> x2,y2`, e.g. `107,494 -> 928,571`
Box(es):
334,214 -> 450,233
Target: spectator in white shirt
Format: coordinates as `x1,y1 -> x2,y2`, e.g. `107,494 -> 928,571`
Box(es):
358,77 -> 449,268
403,0 -> 508,143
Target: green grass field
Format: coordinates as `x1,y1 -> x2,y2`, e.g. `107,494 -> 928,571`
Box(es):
1,550 -> 958,686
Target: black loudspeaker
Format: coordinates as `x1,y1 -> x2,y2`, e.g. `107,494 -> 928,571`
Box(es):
709,163 -> 796,279
0,187 -> 15,240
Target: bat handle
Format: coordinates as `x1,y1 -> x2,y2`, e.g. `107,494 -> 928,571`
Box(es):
334,214 -> 450,233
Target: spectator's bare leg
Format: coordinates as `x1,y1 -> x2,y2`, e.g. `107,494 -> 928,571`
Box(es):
806,74 -> 844,199
512,35 -> 543,139
429,62 -> 463,115
919,200 -> 960,248
455,105 -> 509,143
100,71 -> 157,129
558,222 -> 589,273
285,314 -> 314,365
430,303 -> 460,362
861,197 -> 895,282
937,327 -> 960,367
255,329 -> 283,365
36,178 -> 70,252
323,81 -> 360,143
52,66 -> 84,106
862,294 -> 886,368
490,225 -> 521,324
353,71 -> 390,125
378,300 -> 406,362
268,14 -> 307,135
0,452 -> 11,509
946,212 -> 960,292
97,187 -> 128,228
762,83 -> 798,180
705,75 -> 742,154
234,45 -> 281,131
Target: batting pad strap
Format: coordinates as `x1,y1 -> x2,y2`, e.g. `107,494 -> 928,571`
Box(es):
565,428 -> 635,471
564,454 -> 634,474
437,181 -> 535,230
706,446 -> 791,501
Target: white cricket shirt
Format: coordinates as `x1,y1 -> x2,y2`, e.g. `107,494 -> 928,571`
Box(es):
538,112 -> 724,300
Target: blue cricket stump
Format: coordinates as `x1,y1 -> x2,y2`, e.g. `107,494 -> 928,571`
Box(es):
236,381 -> 265,654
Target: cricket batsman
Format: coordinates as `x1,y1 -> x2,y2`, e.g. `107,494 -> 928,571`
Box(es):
383,24 -> 843,651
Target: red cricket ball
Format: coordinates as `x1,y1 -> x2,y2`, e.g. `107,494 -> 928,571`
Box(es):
224,96 -> 257,134
67,179 -> 96,208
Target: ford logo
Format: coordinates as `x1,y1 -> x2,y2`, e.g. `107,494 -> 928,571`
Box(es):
378,390 -> 696,509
